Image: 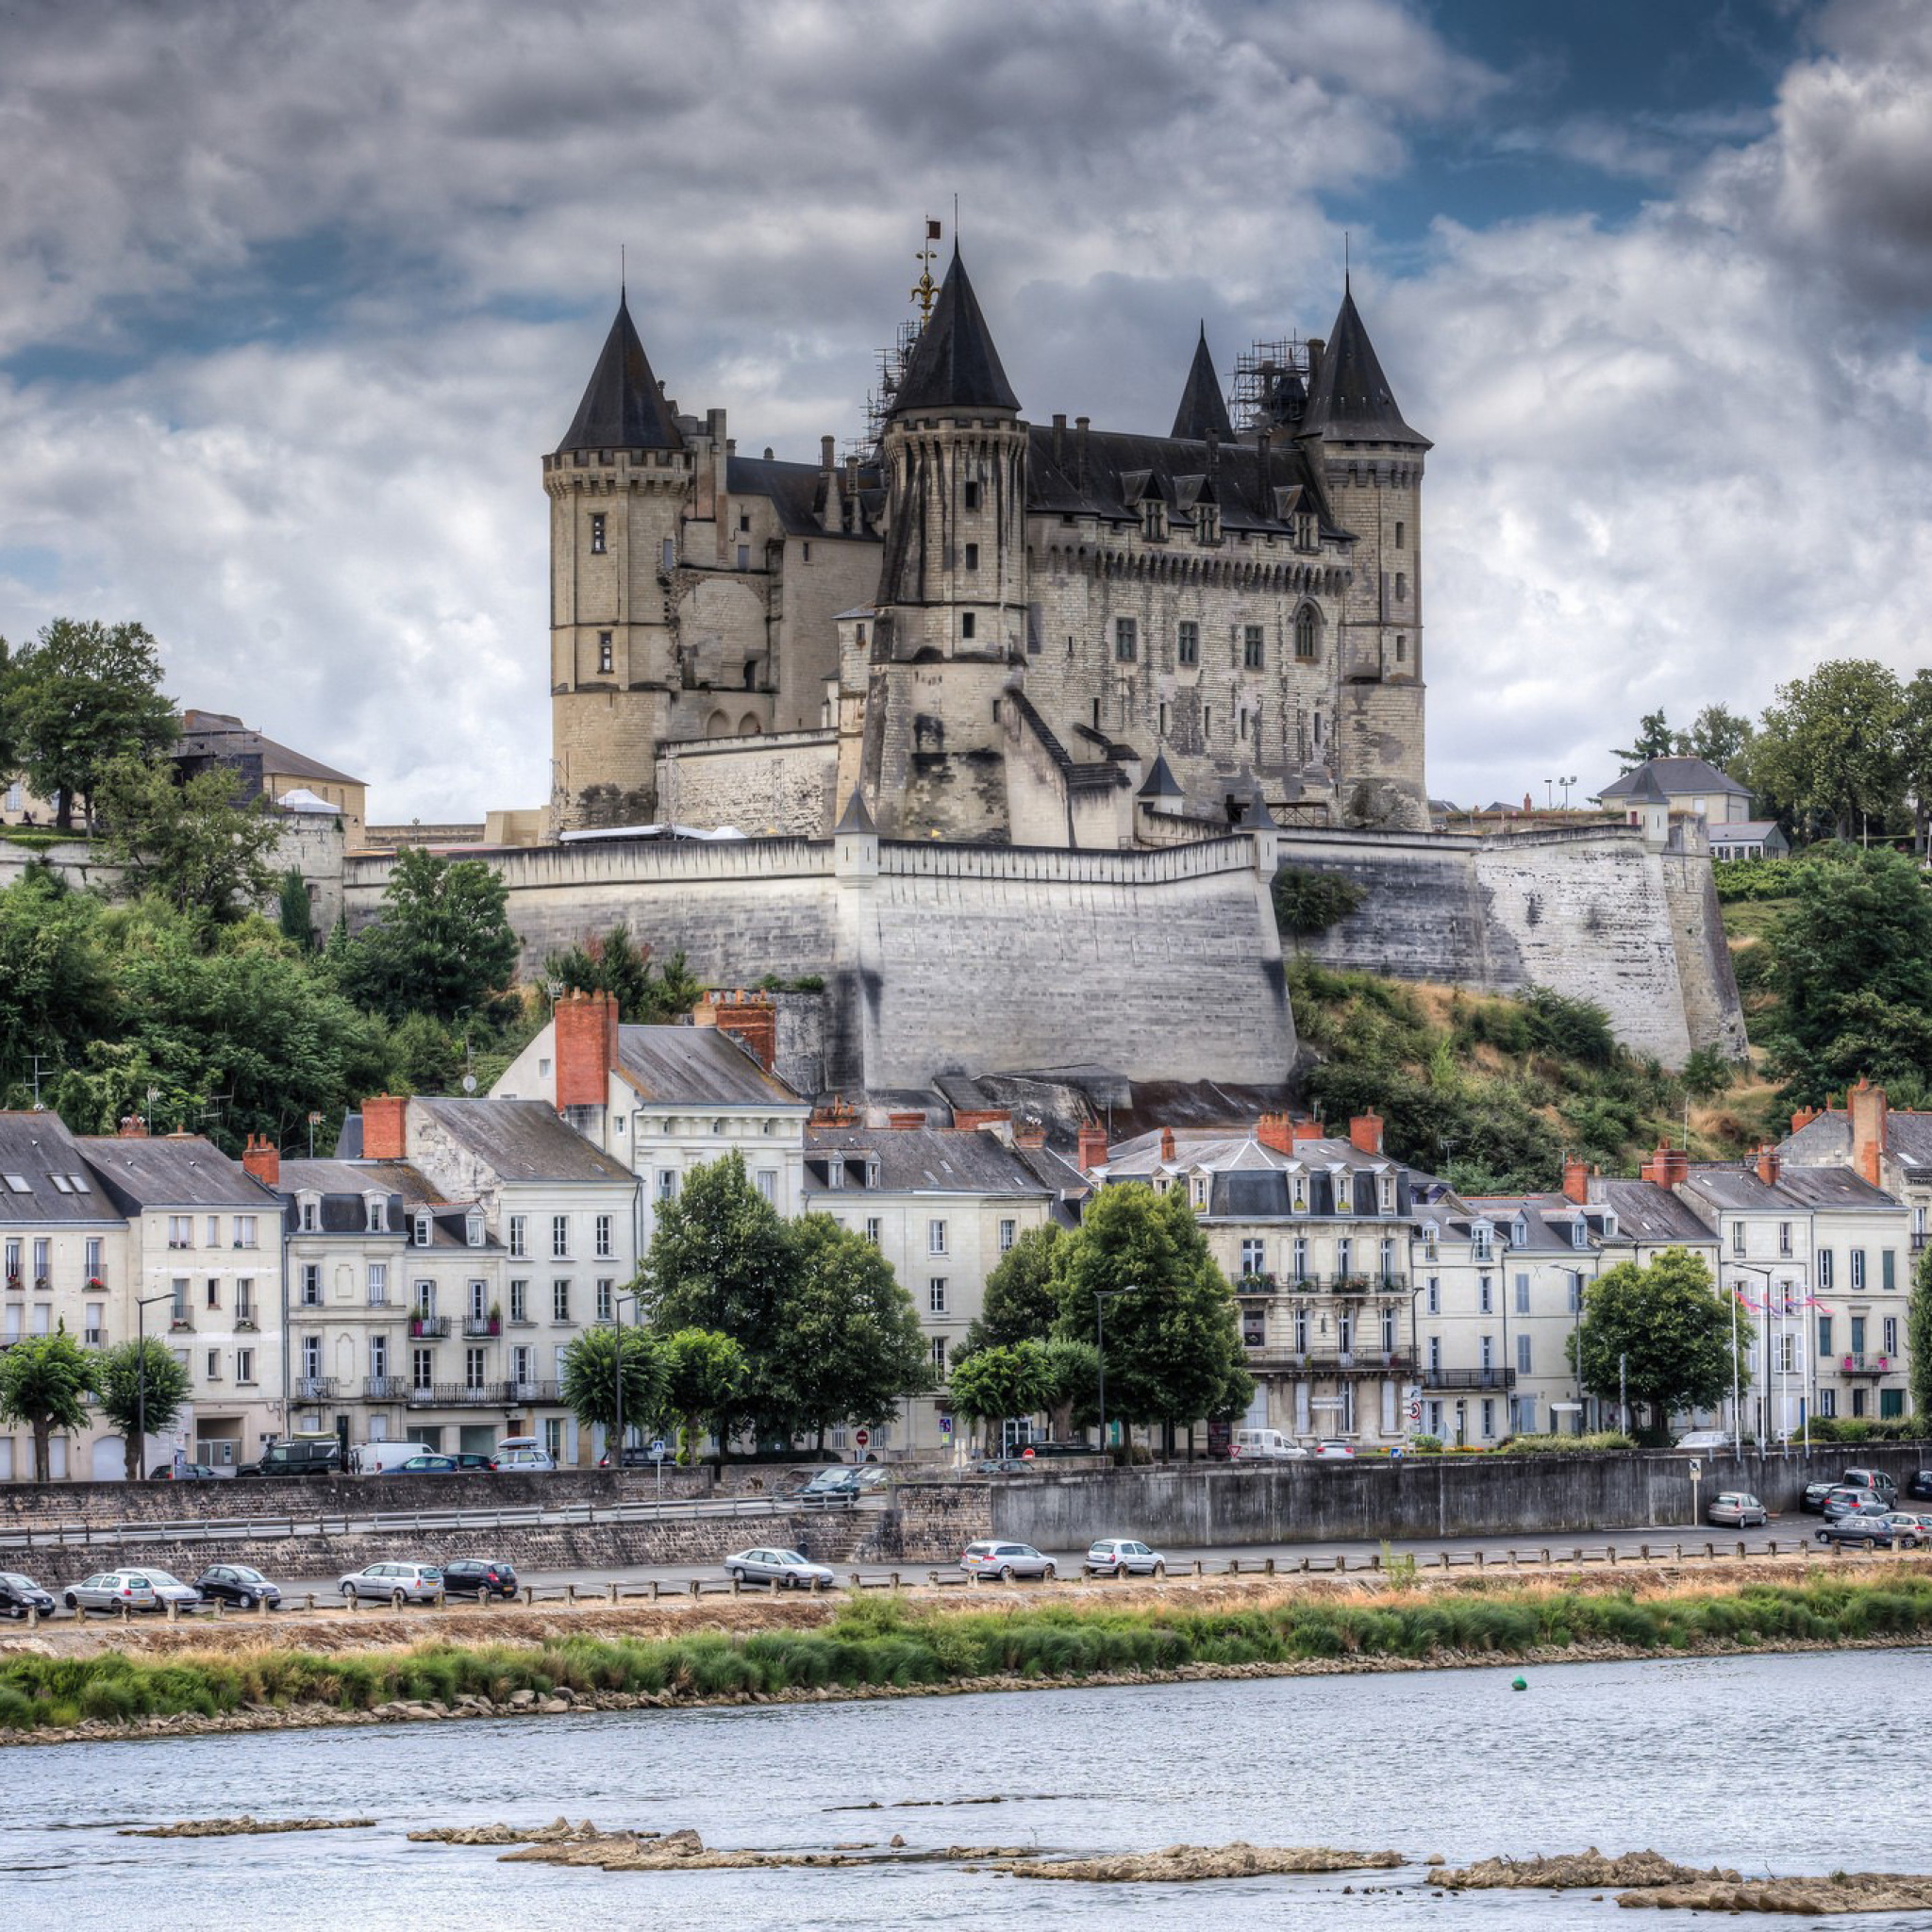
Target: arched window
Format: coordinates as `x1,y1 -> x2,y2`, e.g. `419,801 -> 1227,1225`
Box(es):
1293,606 -> 1318,660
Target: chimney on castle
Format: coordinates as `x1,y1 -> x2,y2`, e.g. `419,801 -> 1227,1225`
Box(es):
361,1094 -> 408,1162
1013,1120 -> 1046,1150
1076,1124 -> 1109,1173
554,988 -> 621,1109
1052,413 -> 1066,465
1849,1076 -> 1889,1189
242,1134 -> 281,1189
1074,416 -> 1090,490
1348,1113 -> 1384,1157
1562,1155 -> 1588,1206
1306,336 -> 1325,385
821,435 -> 836,473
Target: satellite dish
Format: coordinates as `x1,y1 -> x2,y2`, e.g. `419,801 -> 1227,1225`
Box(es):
462,1074 -> 477,1093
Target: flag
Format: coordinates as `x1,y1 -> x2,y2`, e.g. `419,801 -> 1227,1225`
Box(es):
927,219 -> 942,240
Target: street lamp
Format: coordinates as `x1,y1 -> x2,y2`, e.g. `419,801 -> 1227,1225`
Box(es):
613,1289 -> 645,1472
1730,1260 -> 1805,1454
134,1291 -> 177,1479
1094,1286 -> 1140,1464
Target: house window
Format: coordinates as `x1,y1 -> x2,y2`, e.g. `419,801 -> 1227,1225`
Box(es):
1819,1387 -> 1837,1418
657,1170 -> 676,1203
1851,1315 -> 1867,1354
929,1279 -> 947,1314
509,1280 -> 528,1324
1851,1249 -> 1866,1291
370,1334 -> 388,1378
963,542 -> 978,571
1241,1238 -> 1266,1277
234,1215 -> 258,1249
206,1276 -> 220,1309
1882,1387 -> 1906,1418
1243,625 -> 1264,670
466,1212 -> 484,1248
1514,1274 -> 1530,1315
1885,1316 -> 1899,1356
1568,1274 -> 1583,1314
1115,618 -> 1137,662
961,612 -> 975,640
1883,1249 -> 1897,1291
468,1278 -> 488,1322
413,1279 -> 436,1316
1818,1315 -> 1833,1357
1177,621 -> 1199,666
415,1212 -> 432,1247
552,1215 -> 570,1258
301,1264 -> 322,1307
236,1279 -> 255,1324
465,1346 -> 488,1391
1516,1334 -> 1532,1374
1731,1223 -> 1745,1255
1473,1226 -> 1492,1260
928,1219 -> 948,1257
594,1214 -> 613,1259
85,1237 -> 102,1280
1426,1276 -> 1440,1315
366,1194 -> 386,1234
598,633 -> 613,675
590,512 -> 606,555
1427,1336 -> 1441,1374
1778,1222 -> 1792,1257
998,1219 -> 1016,1254
299,1198 -> 317,1234
411,1348 -> 434,1392
596,1278 -> 613,1323
1292,1237 -> 1308,1282
236,1348 -> 254,1384
931,1336 -> 948,1376
1478,1277 -> 1492,1315
1293,607 -> 1316,659
1337,1238 -> 1353,1279
755,1169 -> 776,1203
552,1280 -> 571,1324
168,1214 -> 193,1249
963,480 -> 981,509
864,1217 -> 882,1246
1479,1335 -> 1494,1371
207,1215 -> 220,1245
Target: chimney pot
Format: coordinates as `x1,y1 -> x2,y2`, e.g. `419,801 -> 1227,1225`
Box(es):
1076,1124 -> 1109,1173
554,988 -> 620,1110
1257,1113 -> 1292,1156
242,1133 -> 281,1189
1562,1154 -> 1588,1206
1348,1112 -> 1384,1157
361,1093 -> 408,1162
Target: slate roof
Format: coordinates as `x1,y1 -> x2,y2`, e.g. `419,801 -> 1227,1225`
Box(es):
724,454 -> 883,541
615,1027 -> 807,1108
278,1158 -> 446,1208
891,247 -> 1021,416
1598,757 -> 1749,801
1588,1178 -> 1717,1244
805,1125 -> 1054,1197
409,1099 -> 636,1185
175,712 -> 362,789
833,789 -> 876,835
1171,327 -> 1235,441
0,1114 -> 121,1224
1299,285 -> 1429,449
1137,750 -> 1184,800
78,1136 -> 280,1210
1679,1162 -> 1899,1215
1718,820 -> 1785,842
557,293 -> 685,453
1785,1107 -> 1932,1175
1101,1127 -> 1427,1220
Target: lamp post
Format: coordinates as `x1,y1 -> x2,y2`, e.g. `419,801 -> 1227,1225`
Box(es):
134,1291 -> 176,1479
1094,1286 -> 1139,1464
1730,1260 -> 1802,1455
613,1289 -> 645,1474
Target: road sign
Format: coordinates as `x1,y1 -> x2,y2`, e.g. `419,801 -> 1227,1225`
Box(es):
1407,1402 -> 1423,1424
939,1416 -> 954,1435
1688,1459 -> 1703,1480
649,1438 -> 666,1459
855,1429 -> 870,1447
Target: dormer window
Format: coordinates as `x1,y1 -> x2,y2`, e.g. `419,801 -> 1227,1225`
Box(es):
864,1160 -> 879,1190
466,1212 -> 484,1248
827,1160 -> 843,1191
364,1194 -> 386,1234
1570,1219 -> 1588,1250
1197,504 -> 1218,542
413,1212 -> 432,1248
1512,1217 -> 1528,1247
1143,501 -> 1165,541
1472,1224 -> 1493,1260
298,1195 -> 319,1234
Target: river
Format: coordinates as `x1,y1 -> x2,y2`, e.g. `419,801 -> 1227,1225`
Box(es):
6,1649 -> 1930,1927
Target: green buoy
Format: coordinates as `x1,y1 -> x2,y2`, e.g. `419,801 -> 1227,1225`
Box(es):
1510,1675 -> 1528,1691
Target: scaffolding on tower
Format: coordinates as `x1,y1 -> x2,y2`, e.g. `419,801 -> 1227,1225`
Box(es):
1231,336 -> 1312,433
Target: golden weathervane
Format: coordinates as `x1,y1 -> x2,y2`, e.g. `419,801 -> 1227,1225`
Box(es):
911,217 -> 941,325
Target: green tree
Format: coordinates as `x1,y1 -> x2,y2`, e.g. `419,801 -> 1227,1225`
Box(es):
660,1327 -> 748,1462
1051,1183 -> 1251,1454
546,926 -> 702,1022
12,618 -> 177,831
942,1341 -> 1055,1452
1682,702 -> 1753,773
643,1151 -> 800,1449
278,867 -> 314,950
1571,1249 -> 1748,1442
1909,1241 -> 1932,1429
0,1325 -> 97,1481
1763,845 -> 1932,1106
93,1339 -> 192,1481
781,1214 -> 931,1449
1271,867 -> 1368,945
559,1324 -> 667,1446
331,846 -> 518,1023
1611,709 -> 1676,771
93,755 -> 284,921
961,1223 -> 1064,1355
1898,669 -> 1932,855
387,1011 -> 463,1094
1039,1336 -> 1102,1441
0,873 -> 116,1104
1750,659 -> 1906,842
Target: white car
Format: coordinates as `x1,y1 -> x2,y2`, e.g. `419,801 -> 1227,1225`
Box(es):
339,1561 -> 443,1606
1312,1440 -> 1357,1458
64,1569 -> 202,1615
723,1548 -> 837,1590
959,1540 -> 1057,1581
490,1436 -> 558,1471
1084,1538 -> 1167,1577
1674,1430 -> 1730,1450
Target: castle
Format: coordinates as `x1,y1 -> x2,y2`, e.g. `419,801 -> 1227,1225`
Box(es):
545,245 -> 1426,846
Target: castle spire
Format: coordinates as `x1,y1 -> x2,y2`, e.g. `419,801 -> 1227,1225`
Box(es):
1299,284 -> 1428,448
891,244 -> 1020,417
557,292 -> 684,454
1171,324 -> 1234,441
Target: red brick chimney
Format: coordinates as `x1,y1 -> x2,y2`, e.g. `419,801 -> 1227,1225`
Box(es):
555,988 -> 620,1108
1640,1142 -> 1690,1189
241,1134 -> 280,1188
361,1094 -> 408,1162
117,1115 -> 148,1139
1076,1124 -> 1110,1172
1292,1117 -> 1325,1145
1257,1113 -> 1291,1156
887,1109 -> 926,1131
1756,1143 -> 1782,1188
1790,1106 -> 1820,1134
1349,1112 -> 1384,1157
1562,1155 -> 1588,1206
1849,1076 -> 1888,1189
1012,1121 -> 1046,1150
694,988 -> 776,1073
951,1108 -> 1011,1132
1159,1127 -> 1176,1162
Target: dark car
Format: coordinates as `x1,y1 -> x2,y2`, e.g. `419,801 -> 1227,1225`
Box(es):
1907,1470 -> 1932,1502
599,1444 -> 666,1468
149,1462 -> 223,1480
192,1564 -> 282,1609
1820,1487 -> 1890,1524
394,1454 -> 458,1474
447,1452 -> 492,1473
1817,1510 -> 1924,1549
237,1439 -> 342,1478
0,1572 -> 57,1619
440,1558 -> 518,1600
1803,1468 -> 1898,1512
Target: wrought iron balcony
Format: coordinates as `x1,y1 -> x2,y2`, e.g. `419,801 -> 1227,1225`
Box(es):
294,1375 -> 337,1400
363,1375 -> 408,1400
1419,1367 -> 1517,1391
408,1315 -> 452,1339
508,1379 -> 559,1403
463,1315 -> 502,1337
1840,1354 -> 1896,1377
408,1380 -> 514,1407
1241,1345 -> 1418,1375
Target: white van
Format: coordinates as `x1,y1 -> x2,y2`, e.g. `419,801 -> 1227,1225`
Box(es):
351,1441 -> 440,1476
1232,1429 -> 1308,1461
491,1435 -> 558,1472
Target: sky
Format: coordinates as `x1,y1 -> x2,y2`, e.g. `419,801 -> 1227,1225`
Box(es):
2,0 -> 1928,820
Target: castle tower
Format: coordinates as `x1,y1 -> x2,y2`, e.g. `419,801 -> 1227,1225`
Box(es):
544,293 -> 692,832
1298,281 -> 1431,830
859,246 -> 1029,841
1171,325 -> 1235,441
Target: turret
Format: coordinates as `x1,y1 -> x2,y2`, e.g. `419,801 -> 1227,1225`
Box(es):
1171,325 -> 1234,442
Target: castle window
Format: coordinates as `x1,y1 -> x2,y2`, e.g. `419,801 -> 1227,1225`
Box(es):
964,542 -> 978,571
1395,573 -> 1407,602
1114,618 -> 1137,662
737,544 -> 750,569
598,632 -> 613,675
1092,697 -> 1102,730
1158,702 -> 1168,738
662,537 -> 675,571
590,513 -> 606,555
1312,711 -> 1324,746
1202,707 -> 1211,737
1243,625 -> 1264,671
963,480 -> 981,510
1177,621 -> 1199,667
1198,505 -> 1218,542
802,541 -> 811,561
1394,521 -> 1406,550
961,613 -> 976,640
1396,634 -> 1407,662
1294,606 -> 1317,660
739,512 -> 750,532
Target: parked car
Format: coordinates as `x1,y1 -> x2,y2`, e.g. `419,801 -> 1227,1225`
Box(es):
794,1470 -> 862,1507
488,1437 -> 556,1472
723,1547 -> 837,1590
970,1457 -> 1033,1476
599,1444 -> 665,1468
1803,1468 -> 1897,1512
1820,1487 -> 1891,1523
1707,1492 -> 1767,1528
1674,1430 -> 1731,1450
0,1572 -> 57,1619
959,1540 -> 1057,1581
1312,1440 -> 1357,1459
440,1558 -> 519,1600
1907,1470 -> 1932,1502
237,1438 -> 341,1479
1817,1511 -> 1924,1549
1894,1510 -> 1932,1539
350,1441 -> 440,1475
149,1461 -> 224,1480
1232,1429 -> 1309,1461
192,1564 -> 281,1609
338,1561 -> 443,1606
64,1570 -> 202,1615
393,1454 -> 458,1474
1084,1538 -> 1167,1577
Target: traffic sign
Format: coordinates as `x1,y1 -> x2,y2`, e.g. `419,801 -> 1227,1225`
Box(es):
855,1429 -> 870,1447
939,1416 -> 954,1434
1688,1459 -> 1702,1480
1407,1402 -> 1423,1424
649,1438 -> 666,1459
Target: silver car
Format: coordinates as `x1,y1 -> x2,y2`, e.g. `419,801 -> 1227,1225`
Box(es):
959,1540 -> 1057,1581
339,1560 -> 443,1605
64,1568 -> 203,1615
723,1547 -> 837,1590
1084,1538 -> 1167,1577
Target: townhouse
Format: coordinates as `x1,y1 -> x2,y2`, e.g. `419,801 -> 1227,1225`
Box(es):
1781,1077 -> 1932,1257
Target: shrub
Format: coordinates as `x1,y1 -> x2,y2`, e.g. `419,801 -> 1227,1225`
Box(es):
1409,1434 -> 1443,1453
1272,868 -> 1369,940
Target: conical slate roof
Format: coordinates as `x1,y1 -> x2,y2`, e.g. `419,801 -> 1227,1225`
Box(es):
891,246 -> 1020,417
557,294 -> 684,454
833,788 -> 876,835
1300,286 -> 1428,449
1138,749 -> 1184,800
1171,326 -> 1234,441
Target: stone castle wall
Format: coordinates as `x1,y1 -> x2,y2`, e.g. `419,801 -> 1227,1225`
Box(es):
656,729 -> 838,837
